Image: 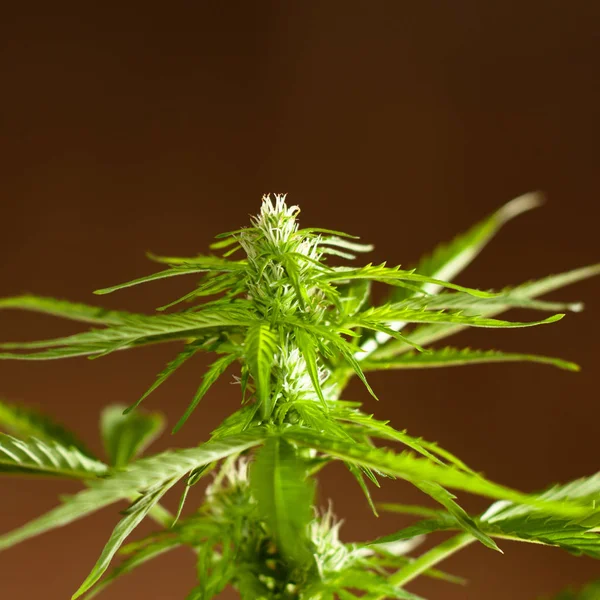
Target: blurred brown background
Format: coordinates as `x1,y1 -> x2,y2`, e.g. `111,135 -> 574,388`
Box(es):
1,2 -> 599,598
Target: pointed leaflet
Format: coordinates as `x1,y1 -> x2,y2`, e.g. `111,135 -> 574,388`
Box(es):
0,306 -> 253,359
0,432 -> 264,552
361,193 -> 552,354
72,477 -> 179,599
295,327 -> 326,406
296,322 -> 378,400
81,539 -> 180,600
414,481 -> 500,551
128,341 -> 203,413
0,295 -> 138,325
250,436 -> 315,565
347,462 -> 379,516
361,550 -> 465,585
338,279 -> 371,318
398,290 -> 583,313
371,263 -> 600,361
94,256 -> 245,295
331,569 -> 423,600
284,429 -> 595,521
332,408 -> 475,473
375,473 -> 600,559
173,353 -> 238,432
354,306 -> 565,330
394,192 -> 543,301
477,473 -> 600,558
145,252 -> 246,270
0,433 -> 107,479
360,347 -> 579,372
0,398 -> 93,457
245,323 -> 279,419
100,405 -> 165,468
320,263 -> 499,298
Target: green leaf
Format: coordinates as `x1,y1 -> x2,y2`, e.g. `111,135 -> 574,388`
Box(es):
72,477 -> 178,599
0,306 -> 253,360
332,407 -> 476,474
81,538 -> 180,600
377,474 -> 600,560
0,433 -> 107,479
478,473 -> 600,558
371,264 -> 600,361
510,263 -> 600,301
360,347 -> 579,372
355,306 -> 565,330
285,429 -> 594,521
94,258 -> 243,295
396,192 -> 543,300
173,353 -> 238,432
339,279 -> 371,318
321,263 -> 498,298
333,568 -> 423,599
400,289 -> 583,314
0,432 -> 264,552
0,398 -> 93,457
146,252 -> 246,269
250,436 -> 315,565
347,462 -> 379,516
127,341 -> 203,413
298,322 -> 378,400
245,323 -> 279,419
415,481 -> 500,551
295,327 -> 326,406
372,514 -> 459,544
0,295 -> 138,325
100,405 -> 165,467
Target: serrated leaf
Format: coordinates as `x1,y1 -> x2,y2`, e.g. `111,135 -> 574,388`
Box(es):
347,462 -> 379,516
355,306 -> 565,330
250,436 -> 315,565
285,429 -> 593,521
0,433 -> 107,479
334,568 -> 423,599
360,347 -> 579,372
100,405 -> 165,467
332,407 -> 476,474
94,257 -> 244,295
400,289 -> 583,314
0,295 -> 138,325
371,264 -> 600,361
72,477 -> 179,599
146,252 -> 246,269
173,353 -> 238,432
0,306 -> 253,360
415,481 -> 500,551
377,474 -> 600,560
295,327 -> 326,406
321,263 -> 497,298
397,193 -> 543,300
339,279 -> 371,318
0,399 -> 93,457
245,323 -> 279,419
128,341 -> 204,413
298,322 -> 378,400
0,432 -> 264,552
81,538 -> 180,600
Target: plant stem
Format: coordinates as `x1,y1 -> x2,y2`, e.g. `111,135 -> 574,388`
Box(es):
371,533 -> 475,599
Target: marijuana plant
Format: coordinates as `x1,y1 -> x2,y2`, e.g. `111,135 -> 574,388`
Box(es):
1,194 -> 599,599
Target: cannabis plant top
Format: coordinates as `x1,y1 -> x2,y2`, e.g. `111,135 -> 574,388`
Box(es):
1,194 -> 599,599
